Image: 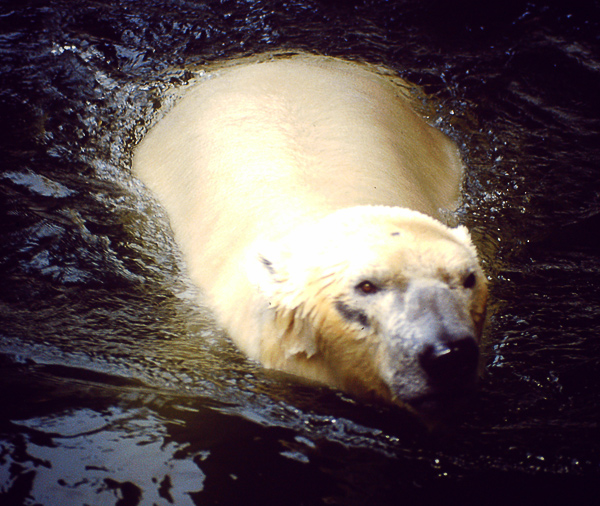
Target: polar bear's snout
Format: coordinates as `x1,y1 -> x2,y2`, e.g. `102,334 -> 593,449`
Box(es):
407,281 -> 479,388
382,280 -> 481,407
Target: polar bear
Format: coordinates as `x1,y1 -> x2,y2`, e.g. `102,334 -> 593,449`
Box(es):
133,53 -> 487,412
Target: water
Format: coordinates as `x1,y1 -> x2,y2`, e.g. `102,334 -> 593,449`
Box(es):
1,1 -> 599,504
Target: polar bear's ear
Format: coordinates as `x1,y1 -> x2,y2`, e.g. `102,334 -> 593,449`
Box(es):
450,225 -> 473,246
255,240 -> 292,282
258,253 -> 278,277
251,240 -> 314,310
247,240 -> 297,302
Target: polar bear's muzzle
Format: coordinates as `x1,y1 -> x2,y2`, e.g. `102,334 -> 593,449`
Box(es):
383,280 -> 480,409
410,283 -> 479,386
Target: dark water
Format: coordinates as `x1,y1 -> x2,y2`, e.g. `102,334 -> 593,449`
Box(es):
1,0 -> 599,504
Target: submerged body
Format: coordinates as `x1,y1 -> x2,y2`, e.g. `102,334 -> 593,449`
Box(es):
134,54 -> 487,411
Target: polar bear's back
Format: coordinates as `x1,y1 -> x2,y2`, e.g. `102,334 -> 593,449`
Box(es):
134,54 -> 463,290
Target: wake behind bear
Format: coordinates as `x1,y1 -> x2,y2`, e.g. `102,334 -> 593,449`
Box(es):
133,53 -> 487,414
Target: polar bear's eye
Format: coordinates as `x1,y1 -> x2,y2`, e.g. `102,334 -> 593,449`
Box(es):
355,280 -> 379,295
463,272 -> 477,289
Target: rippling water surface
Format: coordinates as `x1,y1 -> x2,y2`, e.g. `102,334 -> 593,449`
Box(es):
1,1 -> 599,505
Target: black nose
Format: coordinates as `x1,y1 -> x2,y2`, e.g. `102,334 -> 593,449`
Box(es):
418,336 -> 479,387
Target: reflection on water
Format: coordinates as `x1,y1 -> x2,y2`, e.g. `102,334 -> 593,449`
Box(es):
1,0 -> 599,504
6,406 -> 205,505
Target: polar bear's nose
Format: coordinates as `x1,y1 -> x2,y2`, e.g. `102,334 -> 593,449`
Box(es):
418,336 -> 479,387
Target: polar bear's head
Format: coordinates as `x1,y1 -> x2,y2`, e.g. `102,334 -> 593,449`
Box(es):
251,206 -> 487,412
